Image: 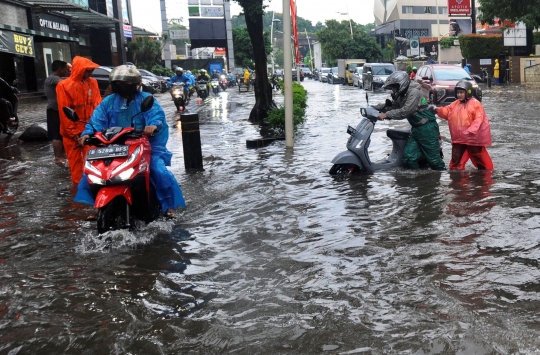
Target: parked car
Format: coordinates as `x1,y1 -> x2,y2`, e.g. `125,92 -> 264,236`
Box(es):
291,68 -> 305,81
352,66 -> 363,88
138,68 -> 169,93
362,63 -> 395,91
91,66 -> 158,96
414,64 -> 482,106
327,66 -> 341,84
300,66 -> 312,79
91,66 -> 113,96
319,67 -> 331,83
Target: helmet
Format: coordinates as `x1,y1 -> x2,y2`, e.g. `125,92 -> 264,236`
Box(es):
412,66 -> 417,71
454,80 -> 474,100
175,67 -> 183,75
383,71 -> 410,99
465,63 -> 472,68
186,70 -> 192,75
200,69 -> 207,73
109,64 -> 142,84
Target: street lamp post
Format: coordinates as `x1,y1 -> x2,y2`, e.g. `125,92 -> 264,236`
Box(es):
270,12 -> 281,75
337,11 -> 353,39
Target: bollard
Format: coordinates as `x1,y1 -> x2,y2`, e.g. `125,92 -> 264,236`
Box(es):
179,113 -> 203,171
487,76 -> 491,88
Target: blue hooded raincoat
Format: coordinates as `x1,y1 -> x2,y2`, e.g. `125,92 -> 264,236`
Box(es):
74,91 -> 186,212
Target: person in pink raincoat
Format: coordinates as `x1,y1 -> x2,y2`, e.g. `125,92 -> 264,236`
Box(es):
435,80 -> 493,170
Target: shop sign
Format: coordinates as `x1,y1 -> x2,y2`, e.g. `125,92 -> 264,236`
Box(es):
123,24 -> 132,38
448,0 -> 471,16
38,13 -> 70,34
0,30 -> 35,57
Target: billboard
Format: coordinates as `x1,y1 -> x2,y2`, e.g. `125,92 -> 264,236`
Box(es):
0,30 -> 35,57
448,0 -> 471,16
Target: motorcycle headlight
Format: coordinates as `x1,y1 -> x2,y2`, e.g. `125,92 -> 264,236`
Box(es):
111,145 -> 141,176
88,174 -> 105,185
85,160 -> 102,177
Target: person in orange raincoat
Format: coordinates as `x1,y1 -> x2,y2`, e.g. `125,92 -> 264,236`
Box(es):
435,80 -> 493,171
56,56 -> 101,184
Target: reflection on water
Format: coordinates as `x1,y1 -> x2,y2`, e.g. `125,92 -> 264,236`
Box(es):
2,85 -> 540,353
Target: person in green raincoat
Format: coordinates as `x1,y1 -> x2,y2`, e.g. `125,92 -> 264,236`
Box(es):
374,71 -> 445,170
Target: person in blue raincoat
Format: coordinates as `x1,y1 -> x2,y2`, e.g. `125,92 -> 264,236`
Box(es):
75,64 -> 186,217
167,67 -> 194,100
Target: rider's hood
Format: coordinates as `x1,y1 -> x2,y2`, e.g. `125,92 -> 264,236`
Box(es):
71,56 -> 100,82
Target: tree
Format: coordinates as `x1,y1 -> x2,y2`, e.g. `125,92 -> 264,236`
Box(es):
233,0 -> 276,122
128,36 -> 162,70
477,0 -> 540,29
316,20 -> 383,64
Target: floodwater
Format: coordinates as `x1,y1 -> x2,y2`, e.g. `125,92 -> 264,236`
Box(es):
2,80 -> 540,354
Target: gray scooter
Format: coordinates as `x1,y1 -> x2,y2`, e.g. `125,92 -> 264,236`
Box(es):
329,99 -> 442,175
329,104 -> 411,175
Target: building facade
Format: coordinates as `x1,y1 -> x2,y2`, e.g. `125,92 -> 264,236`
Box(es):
373,0 -> 478,60
0,0 -> 145,93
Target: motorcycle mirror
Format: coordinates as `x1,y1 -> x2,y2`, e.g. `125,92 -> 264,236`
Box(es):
62,106 -> 79,122
140,95 -> 154,112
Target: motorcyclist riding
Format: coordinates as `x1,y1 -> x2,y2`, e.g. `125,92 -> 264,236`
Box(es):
196,69 -> 211,97
374,71 -> 445,170
167,67 -> 194,101
75,64 -> 186,216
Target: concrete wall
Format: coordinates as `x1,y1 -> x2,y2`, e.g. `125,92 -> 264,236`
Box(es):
0,3 -> 28,28
523,60 -> 540,88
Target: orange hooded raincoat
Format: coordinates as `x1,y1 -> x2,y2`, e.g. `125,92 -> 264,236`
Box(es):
437,96 -> 492,147
56,56 -> 101,184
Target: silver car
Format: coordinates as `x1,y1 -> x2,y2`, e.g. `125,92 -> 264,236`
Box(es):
319,67 -> 331,83
352,66 -> 363,88
362,63 -> 395,91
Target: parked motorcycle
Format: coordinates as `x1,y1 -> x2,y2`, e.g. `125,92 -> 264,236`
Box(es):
62,96 -> 162,234
0,79 -> 19,135
170,82 -> 188,111
196,79 -> 209,100
219,74 -> 228,91
210,79 -> 220,95
329,101 -> 442,176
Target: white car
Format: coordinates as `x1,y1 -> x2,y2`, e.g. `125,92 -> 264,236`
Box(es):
352,66 -> 363,88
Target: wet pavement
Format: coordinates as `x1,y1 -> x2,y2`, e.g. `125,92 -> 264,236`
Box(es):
2,81 -> 540,354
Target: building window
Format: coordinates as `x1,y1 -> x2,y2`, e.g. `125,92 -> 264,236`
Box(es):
424,7 -> 433,14
438,6 -> 448,15
403,6 -> 413,14
403,29 -> 429,39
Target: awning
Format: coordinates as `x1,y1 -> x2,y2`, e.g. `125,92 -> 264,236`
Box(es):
0,23 -> 79,42
132,26 -> 158,37
10,0 -> 121,29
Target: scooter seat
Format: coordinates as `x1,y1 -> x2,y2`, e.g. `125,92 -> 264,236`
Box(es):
387,129 -> 410,140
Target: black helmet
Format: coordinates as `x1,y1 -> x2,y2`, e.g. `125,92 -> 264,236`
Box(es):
454,80 -> 473,100
383,71 -> 410,99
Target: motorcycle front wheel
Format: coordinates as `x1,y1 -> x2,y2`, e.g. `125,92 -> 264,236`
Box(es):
97,197 -> 133,234
329,164 -> 357,176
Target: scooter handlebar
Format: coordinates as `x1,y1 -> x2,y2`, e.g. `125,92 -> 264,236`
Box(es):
360,106 -> 381,123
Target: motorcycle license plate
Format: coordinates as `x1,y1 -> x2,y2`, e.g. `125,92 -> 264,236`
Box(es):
87,145 -> 129,160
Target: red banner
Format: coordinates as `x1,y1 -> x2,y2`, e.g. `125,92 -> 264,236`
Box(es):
290,0 -> 300,65
447,0 -> 471,16
215,47 -> 226,55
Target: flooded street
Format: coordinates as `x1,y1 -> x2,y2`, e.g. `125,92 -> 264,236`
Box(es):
2,80 -> 540,354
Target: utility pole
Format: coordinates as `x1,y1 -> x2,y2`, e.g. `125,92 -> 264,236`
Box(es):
471,0 -> 476,34
283,0 -> 293,147
160,0 -> 171,69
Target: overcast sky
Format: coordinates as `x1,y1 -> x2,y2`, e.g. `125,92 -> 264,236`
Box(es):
130,0 -> 375,34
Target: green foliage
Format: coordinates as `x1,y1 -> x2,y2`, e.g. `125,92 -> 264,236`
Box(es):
151,65 -> 174,76
264,82 -> 307,135
440,37 -> 457,49
316,20 -> 383,63
477,0 -> 540,30
533,32 -> 540,45
459,34 -> 507,59
233,26 -> 272,69
128,37 -> 162,70
232,10 -> 322,32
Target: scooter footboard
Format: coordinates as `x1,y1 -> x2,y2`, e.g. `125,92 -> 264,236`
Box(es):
95,186 -> 132,208
331,151 -> 364,169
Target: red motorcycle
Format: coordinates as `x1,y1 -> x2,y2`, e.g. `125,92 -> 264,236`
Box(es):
63,96 -> 161,234
219,74 -> 228,91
